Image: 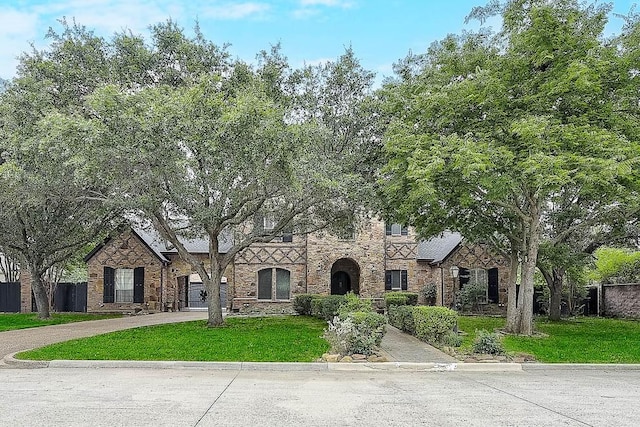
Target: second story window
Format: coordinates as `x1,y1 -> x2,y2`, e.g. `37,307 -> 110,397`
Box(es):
386,223 -> 408,236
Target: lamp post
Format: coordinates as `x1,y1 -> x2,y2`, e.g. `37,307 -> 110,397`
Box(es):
449,265 -> 459,310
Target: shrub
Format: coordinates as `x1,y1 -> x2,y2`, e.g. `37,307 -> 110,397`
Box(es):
456,283 -> 487,311
293,294 -> 317,316
440,331 -> 462,348
421,283 -> 437,305
413,306 -> 457,345
311,295 -> 346,320
384,292 -> 419,309
472,329 -> 504,355
324,311 -> 386,356
337,292 -> 373,318
387,305 -> 416,335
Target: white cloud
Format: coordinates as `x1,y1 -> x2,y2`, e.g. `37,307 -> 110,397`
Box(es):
299,0 -> 354,8
202,2 -> 270,20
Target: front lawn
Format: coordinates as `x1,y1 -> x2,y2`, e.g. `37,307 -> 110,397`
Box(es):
18,315 -> 329,362
457,316 -> 640,363
0,313 -> 121,332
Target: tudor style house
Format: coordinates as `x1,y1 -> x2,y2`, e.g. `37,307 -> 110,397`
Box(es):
80,220 -> 510,314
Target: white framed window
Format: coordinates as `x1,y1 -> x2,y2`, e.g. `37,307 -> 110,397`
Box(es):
385,223 -> 408,236
115,268 -> 134,303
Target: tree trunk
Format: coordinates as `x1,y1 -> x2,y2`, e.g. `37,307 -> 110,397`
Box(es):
516,216 -> 541,336
204,268 -> 224,327
505,250 -> 520,333
30,267 -> 51,319
549,268 -> 564,321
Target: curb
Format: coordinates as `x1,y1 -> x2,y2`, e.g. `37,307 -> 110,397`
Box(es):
4,353 -> 523,372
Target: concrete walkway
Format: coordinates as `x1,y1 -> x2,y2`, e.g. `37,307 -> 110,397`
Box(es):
379,325 -> 457,363
1,312 -> 455,367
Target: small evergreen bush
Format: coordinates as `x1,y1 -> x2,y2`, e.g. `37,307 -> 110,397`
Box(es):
337,292 -> 373,318
472,329 -> 504,355
384,292 -> 419,309
293,294 -> 318,316
413,306 -> 457,345
421,283 -> 437,305
456,283 -> 487,311
311,295 -> 346,320
387,305 -> 416,335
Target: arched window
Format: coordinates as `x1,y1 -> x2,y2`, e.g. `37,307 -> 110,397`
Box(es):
257,268 -> 291,300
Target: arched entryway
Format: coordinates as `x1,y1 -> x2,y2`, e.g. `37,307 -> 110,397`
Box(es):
330,258 -> 360,295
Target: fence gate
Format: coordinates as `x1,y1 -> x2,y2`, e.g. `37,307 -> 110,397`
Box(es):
0,282 -> 21,312
53,283 -> 88,312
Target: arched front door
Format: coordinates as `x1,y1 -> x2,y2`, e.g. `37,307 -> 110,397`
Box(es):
330,258 -> 360,295
331,271 -> 351,295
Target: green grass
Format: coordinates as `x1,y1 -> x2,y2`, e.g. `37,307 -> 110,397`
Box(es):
0,313 -> 122,332
18,316 -> 330,362
457,316 -> 640,363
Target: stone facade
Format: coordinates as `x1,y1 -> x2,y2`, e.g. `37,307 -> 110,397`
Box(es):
86,230 -> 165,313
602,284 -> 640,318
80,221 -> 510,314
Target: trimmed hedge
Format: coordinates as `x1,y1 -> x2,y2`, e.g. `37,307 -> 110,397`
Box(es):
293,294 -> 320,316
413,306 -> 457,344
387,305 -> 416,335
384,291 -> 419,309
310,295 -> 346,320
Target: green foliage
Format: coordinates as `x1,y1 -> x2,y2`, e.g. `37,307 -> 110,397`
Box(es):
412,306 -> 458,345
293,294 -> 320,316
337,292 -> 373,318
384,292 -> 419,309
311,295 -> 346,321
458,315 -> 640,363
380,0 -> 640,335
472,329 -> 504,355
18,316 -> 329,362
588,247 -> 640,284
421,283 -> 437,304
0,313 -> 121,332
387,305 -> 416,335
324,311 -> 386,356
440,331 -> 463,348
456,283 -> 487,311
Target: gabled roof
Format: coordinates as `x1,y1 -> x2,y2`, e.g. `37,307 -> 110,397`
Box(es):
416,231 -> 463,264
135,227 -> 233,258
84,227 -> 233,263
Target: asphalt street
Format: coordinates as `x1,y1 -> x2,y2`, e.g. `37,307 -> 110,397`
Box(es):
1,367 -> 639,426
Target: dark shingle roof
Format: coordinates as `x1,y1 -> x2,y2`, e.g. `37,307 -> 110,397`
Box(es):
416,231 -> 463,263
134,227 -> 233,261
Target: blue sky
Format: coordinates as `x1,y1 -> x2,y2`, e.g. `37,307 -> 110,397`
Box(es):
0,0 -> 637,83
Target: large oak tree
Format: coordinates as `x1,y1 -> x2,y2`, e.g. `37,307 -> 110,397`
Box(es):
381,0 -> 640,334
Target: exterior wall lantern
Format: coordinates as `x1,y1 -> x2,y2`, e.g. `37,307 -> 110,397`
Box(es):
449,265 -> 459,278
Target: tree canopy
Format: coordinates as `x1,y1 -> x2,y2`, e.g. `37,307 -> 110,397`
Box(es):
0,19 -> 378,324
380,0 -> 640,334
